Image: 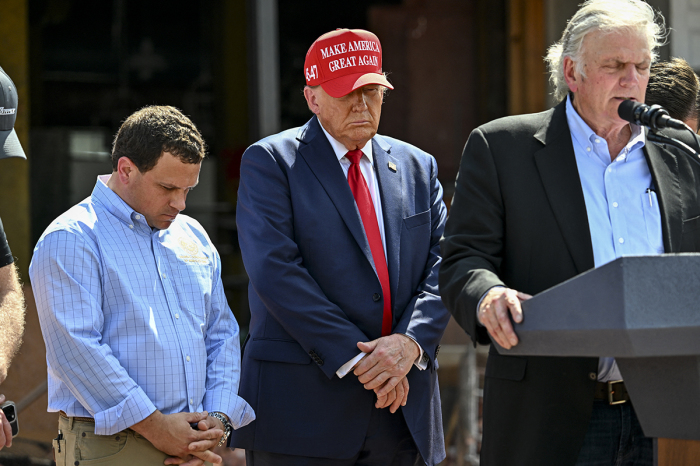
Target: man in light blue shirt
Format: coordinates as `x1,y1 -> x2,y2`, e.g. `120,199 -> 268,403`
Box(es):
440,0 -> 700,464
567,94 -> 662,384
30,106 -> 253,466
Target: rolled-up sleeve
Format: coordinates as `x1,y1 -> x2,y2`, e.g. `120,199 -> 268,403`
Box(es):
30,230 -> 157,434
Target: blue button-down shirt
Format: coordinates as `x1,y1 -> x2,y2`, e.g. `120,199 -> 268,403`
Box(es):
566,96 -> 664,382
30,176 -> 254,435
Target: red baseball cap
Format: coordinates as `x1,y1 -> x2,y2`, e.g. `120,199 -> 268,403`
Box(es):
304,29 -> 394,98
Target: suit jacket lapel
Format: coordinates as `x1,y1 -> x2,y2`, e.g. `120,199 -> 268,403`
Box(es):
373,136 -> 401,300
533,102 -> 595,274
296,117 -> 375,268
643,135 -> 682,252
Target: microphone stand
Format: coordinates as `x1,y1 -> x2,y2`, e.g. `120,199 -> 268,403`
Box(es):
646,129 -> 700,169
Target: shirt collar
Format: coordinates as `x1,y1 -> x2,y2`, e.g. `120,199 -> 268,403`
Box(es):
565,95 -> 645,163
318,120 -> 374,164
91,175 -> 152,234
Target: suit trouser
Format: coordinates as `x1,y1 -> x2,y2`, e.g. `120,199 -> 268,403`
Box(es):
53,414 -> 213,466
245,405 -> 423,466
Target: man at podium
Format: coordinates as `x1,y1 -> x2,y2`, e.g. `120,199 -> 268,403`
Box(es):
439,0 -> 700,464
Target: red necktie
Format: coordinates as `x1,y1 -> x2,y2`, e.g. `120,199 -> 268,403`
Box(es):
346,149 -> 392,336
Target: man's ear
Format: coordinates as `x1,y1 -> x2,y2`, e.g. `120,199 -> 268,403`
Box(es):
304,87 -> 321,115
115,157 -> 137,184
563,56 -> 580,93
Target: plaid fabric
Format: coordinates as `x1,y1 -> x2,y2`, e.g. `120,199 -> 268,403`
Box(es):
30,177 -> 254,435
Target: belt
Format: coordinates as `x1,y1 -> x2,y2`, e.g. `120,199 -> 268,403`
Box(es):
59,411 -> 95,423
593,380 -> 630,405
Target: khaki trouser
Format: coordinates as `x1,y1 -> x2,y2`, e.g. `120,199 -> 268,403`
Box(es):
53,414 -> 212,466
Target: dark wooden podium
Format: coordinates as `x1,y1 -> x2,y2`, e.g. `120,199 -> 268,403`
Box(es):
495,254 -> 700,465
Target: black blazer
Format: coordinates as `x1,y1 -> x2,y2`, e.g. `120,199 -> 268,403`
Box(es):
439,100 -> 700,465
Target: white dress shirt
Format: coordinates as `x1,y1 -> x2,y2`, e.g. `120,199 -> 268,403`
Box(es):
316,124 -> 427,378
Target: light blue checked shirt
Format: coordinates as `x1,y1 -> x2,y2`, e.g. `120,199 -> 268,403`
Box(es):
30,175 -> 254,435
566,95 -> 663,382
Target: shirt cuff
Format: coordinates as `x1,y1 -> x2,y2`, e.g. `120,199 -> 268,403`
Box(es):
336,352 -> 366,378
476,286 -> 506,327
400,333 -> 428,370
93,387 -> 157,435
225,397 -> 256,430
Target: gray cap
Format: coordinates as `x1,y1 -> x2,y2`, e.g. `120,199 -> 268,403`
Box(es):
0,66 -> 26,160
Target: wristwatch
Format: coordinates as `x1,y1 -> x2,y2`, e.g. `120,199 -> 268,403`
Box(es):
210,412 -> 232,447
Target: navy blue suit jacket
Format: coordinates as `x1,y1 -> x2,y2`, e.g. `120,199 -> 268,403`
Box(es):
231,116 -> 449,465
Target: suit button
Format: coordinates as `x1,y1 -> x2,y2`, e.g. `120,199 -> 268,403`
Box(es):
372,293 -> 381,302
589,372 -> 597,380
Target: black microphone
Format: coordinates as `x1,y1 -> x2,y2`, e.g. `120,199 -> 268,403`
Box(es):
618,100 -> 688,130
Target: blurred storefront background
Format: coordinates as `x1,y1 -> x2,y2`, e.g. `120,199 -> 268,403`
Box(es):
0,0 -> 685,464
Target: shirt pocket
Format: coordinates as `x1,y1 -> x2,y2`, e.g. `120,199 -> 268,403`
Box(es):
641,191 -> 664,254
170,260 -> 214,319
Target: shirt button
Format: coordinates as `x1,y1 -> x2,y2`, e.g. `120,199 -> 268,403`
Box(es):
135,214 -> 141,220
129,224 -> 134,229
619,237 -> 625,244
586,147 -> 591,152
162,273 -> 166,279
189,398 -> 194,405
186,355 -> 191,362
175,313 -> 180,319
607,167 -> 612,173
612,202 -> 618,208
594,138 -> 600,143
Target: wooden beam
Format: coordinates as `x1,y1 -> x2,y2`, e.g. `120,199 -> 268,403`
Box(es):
507,0 -> 546,115
657,438 -> 700,465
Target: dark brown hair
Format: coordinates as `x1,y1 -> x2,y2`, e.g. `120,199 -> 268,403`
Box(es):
111,105 -> 206,172
645,58 -> 700,123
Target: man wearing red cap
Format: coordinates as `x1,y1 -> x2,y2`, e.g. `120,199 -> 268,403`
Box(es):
232,29 -> 449,465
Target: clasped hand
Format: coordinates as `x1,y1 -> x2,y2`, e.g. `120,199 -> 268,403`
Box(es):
353,334 -> 420,413
132,410 -> 224,466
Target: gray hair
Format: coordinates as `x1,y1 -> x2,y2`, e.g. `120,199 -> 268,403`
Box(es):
545,0 -> 667,102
